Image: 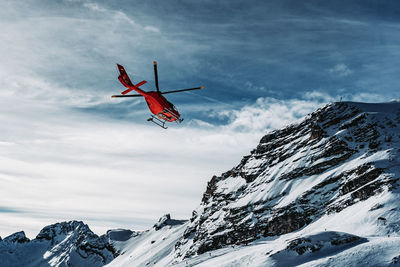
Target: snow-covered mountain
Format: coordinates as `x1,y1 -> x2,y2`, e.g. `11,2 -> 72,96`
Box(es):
174,101 -> 400,259
2,101 -> 400,266
0,221 -> 117,267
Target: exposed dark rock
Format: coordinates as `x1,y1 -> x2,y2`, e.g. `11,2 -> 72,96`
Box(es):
153,214 -> 187,231
310,123 -> 324,140
287,238 -> 320,255
263,210 -> 313,237
106,229 -> 136,242
202,176 -> 221,204
240,172 -> 259,183
392,255 -> 400,264
377,217 -> 387,225
330,235 -> 361,246
339,113 -> 367,130
285,232 -> 364,256
279,150 -> 354,181
370,203 -> 384,211
341,166 -> 384,195
3,231 -> 30,244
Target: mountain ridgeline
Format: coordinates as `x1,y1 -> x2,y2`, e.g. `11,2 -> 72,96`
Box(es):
1,101 -> 400,266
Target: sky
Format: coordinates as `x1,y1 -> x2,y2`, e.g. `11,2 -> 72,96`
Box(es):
1,0 -> 400,238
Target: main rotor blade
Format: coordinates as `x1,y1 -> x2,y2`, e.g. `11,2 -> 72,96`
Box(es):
153,61 -> 160,92
111,94 -> 143,98
161,86 -> 205,95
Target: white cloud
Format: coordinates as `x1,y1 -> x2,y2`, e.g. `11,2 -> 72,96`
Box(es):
219,97 -> 325,132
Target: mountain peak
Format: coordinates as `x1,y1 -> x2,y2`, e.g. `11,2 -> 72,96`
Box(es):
36,221 -> 88,240
36,220 -> 89,241
2,231 -> 30,244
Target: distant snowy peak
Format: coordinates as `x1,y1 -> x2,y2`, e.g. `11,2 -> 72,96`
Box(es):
36,220 -> 90,241
1,231 -> 30,244
0,220 -> 117,267
37,220 -> 118,263
175,101 -> 400,259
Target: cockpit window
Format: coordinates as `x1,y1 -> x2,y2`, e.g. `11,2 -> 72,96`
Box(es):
167,101 -> 177,111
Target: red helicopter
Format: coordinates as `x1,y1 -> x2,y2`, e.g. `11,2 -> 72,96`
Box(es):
112,61 -> 204,129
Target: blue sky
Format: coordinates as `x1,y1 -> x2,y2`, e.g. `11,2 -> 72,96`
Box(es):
0,0 -> 400,237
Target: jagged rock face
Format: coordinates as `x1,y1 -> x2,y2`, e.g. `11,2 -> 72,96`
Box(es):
2,231 -> 30,244
0,220 -> 117,267
175,102 -> 400,258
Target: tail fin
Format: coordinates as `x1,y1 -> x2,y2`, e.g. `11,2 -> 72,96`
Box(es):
116,64 -> 147,95
117,64 -> 133,87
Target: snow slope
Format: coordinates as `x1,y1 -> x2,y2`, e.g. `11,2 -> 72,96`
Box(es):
105,215 -> 187,267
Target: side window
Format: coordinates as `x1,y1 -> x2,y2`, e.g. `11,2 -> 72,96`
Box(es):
167,101 -> 176,110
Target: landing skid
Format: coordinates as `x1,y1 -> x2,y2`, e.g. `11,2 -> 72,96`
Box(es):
147,115 -> 168,129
